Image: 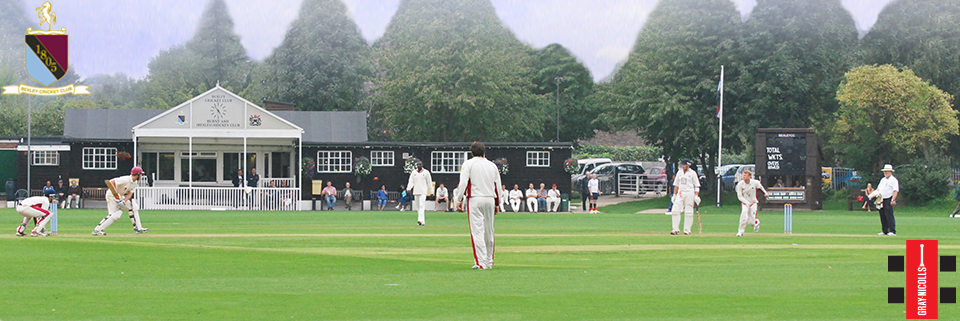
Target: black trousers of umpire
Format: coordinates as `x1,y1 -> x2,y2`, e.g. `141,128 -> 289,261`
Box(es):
879,198 -> 896,234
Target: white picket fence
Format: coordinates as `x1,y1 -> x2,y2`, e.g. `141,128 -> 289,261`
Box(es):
137,187 -> 301,211
260,178 -> 296,188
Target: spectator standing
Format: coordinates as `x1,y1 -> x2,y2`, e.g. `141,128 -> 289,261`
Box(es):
547,184 -> 561,212
876,164 -> 899,236
951,182 -> 960,218
377,185 -> 388,211
65,180 -> 81,209
435,183 -> 449,212
247,168 -> 260,187
509,184 -> 523,212
581,175 -> 590,212
665,164 -> 675,215
322,181 -> 337,210
406,161 -> 433,226
525,183 -> 538,212
588,174 -> 600,213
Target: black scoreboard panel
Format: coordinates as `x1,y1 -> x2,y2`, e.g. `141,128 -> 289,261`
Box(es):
764,133 -> 807,176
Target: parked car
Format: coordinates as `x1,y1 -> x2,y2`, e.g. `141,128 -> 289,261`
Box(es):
734,165 -> 756,184
577,158 -> 613,175
575,162 -> 645,195
719,164 -> 742,191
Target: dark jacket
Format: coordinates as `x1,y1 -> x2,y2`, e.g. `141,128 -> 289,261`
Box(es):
67,185 -> 82,195
581,176 -> 590,194
247,174 -> 260,188
232,174 -> 243,187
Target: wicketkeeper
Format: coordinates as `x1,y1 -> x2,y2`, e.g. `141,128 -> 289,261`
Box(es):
670,159 -> 700,235
15,194 -> 55,237
92,167 -> 149,236
735,170 -> 768,237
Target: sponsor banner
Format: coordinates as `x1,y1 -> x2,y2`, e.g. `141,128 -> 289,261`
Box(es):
2,84 -> 90,96
907,240 -> 938,319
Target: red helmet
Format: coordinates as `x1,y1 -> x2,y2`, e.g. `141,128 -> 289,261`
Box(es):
130,166 -> 145,175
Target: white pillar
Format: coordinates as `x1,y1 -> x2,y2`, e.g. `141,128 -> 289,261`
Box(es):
188,136 -> 193,188
298,138 -> 302,189
243,136 -> 247,185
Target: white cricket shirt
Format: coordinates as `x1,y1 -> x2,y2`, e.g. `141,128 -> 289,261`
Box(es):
877,175 -> 899,199
107,175 -> 138,199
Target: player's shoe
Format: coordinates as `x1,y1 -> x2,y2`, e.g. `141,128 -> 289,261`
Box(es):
134,227 -> 149,234
683,232 -> 691,235
417,221 -> 425,226
92,229 -> 106,236
30,231 -> 47,237
878,232 -> 887,236
16,232 -> 25,237
736,233 -> 743,237
471,265 -> 482,270
754,222 -> 760,233
887,232 -> 897,236
669,231 -> 680,235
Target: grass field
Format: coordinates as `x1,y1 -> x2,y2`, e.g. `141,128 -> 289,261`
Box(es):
1,196 -> 958,320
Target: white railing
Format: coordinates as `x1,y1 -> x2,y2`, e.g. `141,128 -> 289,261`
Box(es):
137,187 -> 300,211
260,178 -> 296,188
617,173 -> 667,197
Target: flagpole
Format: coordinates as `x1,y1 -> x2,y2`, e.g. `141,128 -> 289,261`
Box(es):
716,65 -> 723,207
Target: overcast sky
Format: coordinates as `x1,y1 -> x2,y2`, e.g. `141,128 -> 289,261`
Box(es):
16,0 -> 895,81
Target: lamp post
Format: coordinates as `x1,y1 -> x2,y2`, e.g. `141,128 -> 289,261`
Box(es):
27,95 -> 31,193
554,76 -> 563,142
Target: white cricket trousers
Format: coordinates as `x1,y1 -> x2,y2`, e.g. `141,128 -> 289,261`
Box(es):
16,205 -> 51,234
94,198 -> 144,233
672,192 -> 696,233
414,194 -> 427,224
526,198 -> 538,212
468,197 -> 496,269
510,199 -> 521,212
738,203 -> 758,234
547,197 -> 560,212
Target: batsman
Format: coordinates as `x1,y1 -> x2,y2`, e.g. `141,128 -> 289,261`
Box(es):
92,167 -> 149,236
735,170 -> 768,237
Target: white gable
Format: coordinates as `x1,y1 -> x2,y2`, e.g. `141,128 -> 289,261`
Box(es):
133,86 -> 303,139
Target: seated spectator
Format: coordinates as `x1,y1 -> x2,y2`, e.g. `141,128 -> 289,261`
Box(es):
509,184 -> 523,212
793,180 -> 803,188
774,179 -> 785,188
499,184 -> 508,212
322,181 -> 337,210
56,180 -> 67,209
547,184 -> 561,212
343,182 -> 353,211
66,180 -> 82,209
525,183 -> 538,213
42,181 -> 55,198
377,185 -> 388,211
435,183 -> 449,212
537,183 -> 548,212
397,185 -> 410,211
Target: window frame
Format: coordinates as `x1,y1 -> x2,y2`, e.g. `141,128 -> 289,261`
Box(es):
31,150 -> 59,166
316,150 -> 353,173
526,151 -> 551,167
370,150 -> 395,167
82,147 -> 118,170
431,151 -> 470,173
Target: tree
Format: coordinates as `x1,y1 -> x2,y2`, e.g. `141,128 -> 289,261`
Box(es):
82,73 -> 141,109
829,65 -> 958,174
734,0 -> 860,132
371,0 -> 547,142
246,0 -> 372,111
136,0 -> 252,109
531,44 -> 597,142
602,0 -> 740,191
0,0 -> 29,73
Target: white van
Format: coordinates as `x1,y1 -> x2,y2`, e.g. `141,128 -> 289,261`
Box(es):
577,158 -> 613,175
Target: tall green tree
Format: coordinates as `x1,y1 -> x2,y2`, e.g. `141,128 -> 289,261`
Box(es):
247,0 -> 372,111
532,44 -> 597,142
136,0 -> 252,108
0,0 -> 29,73
371,0 -> 546,142
602,0 -> 740,190
735,0 -> 860,131
829,65 -> 957,173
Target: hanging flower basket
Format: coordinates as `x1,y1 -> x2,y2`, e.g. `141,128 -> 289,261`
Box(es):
564,159 -> 579,174
301,157 -> 315,174
492,158 -> 509,175
117,151 -> 132,162
403,156 -> 420,173
354,156 -> 371,180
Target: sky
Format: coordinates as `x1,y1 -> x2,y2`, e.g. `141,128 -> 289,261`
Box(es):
15,0 -> 895,81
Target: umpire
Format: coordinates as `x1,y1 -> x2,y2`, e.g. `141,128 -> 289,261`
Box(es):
877,164 -> 899,236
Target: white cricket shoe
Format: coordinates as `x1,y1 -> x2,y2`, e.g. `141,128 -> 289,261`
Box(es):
92,229 -> 106,236
754,223 -> 760,233
134,227 -> 149,234
878,232 -> 886,236
736,233 -> 743,237
887,232 -> 897,236
471,265 -> 481,270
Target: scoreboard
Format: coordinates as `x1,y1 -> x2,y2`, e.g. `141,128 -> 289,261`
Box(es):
764,132 -> 807,176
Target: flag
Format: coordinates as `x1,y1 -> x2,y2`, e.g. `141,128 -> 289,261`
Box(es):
716,78 -> 723,119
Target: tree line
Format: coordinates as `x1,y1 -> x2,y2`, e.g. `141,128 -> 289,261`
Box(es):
1,0 -> 958,187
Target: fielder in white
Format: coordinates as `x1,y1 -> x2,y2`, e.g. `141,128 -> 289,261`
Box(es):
670,159 -> 700,235
525,183 -> 538,212
735,170 -> 768,237
15,195 -> 54,237
92,167 -> 149,236
406,160 -> 433,226
547,184 -> 561,212
454,142 -> 502,270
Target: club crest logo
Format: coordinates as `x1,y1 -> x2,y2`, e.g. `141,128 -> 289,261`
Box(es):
249,114 -> 262,127
2,1 -> 90,96
177,112 -> 186,125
